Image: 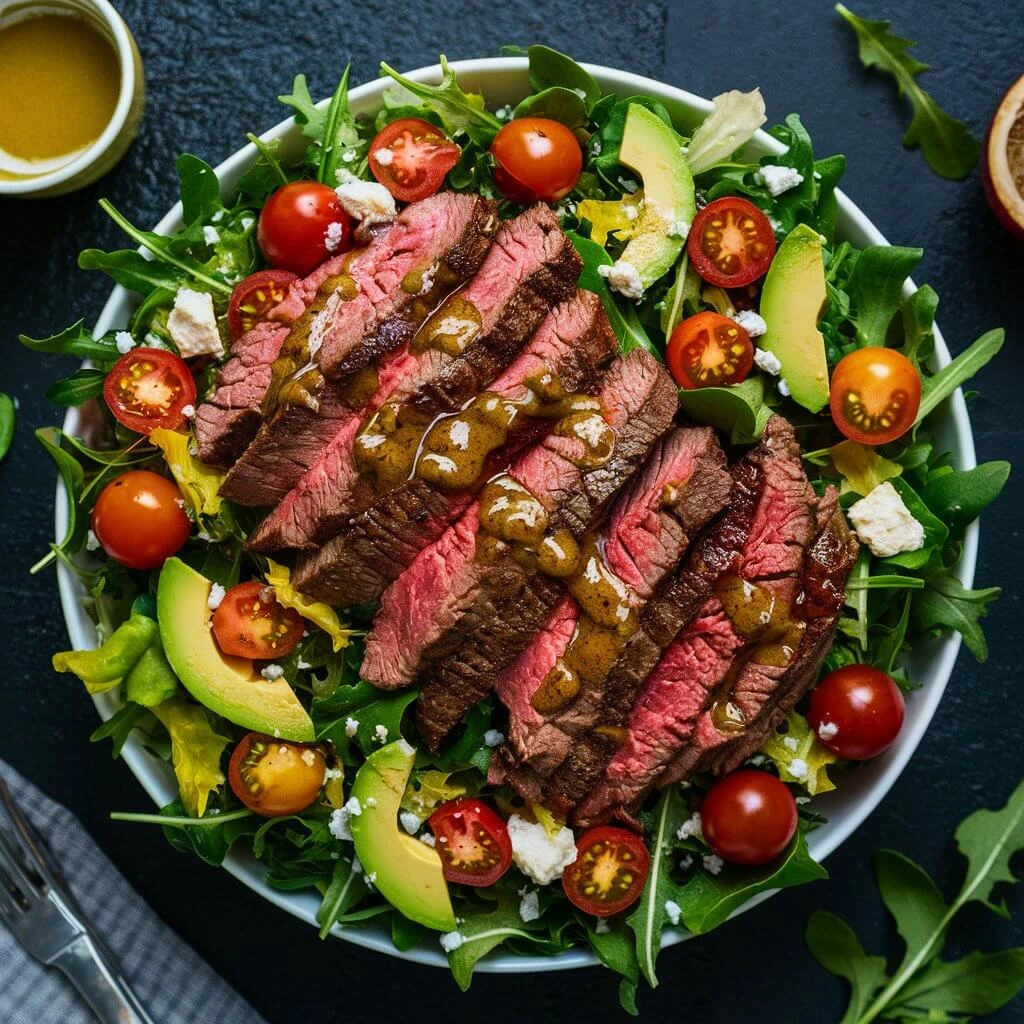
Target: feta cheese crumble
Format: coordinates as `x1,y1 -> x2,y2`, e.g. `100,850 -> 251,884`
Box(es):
324,220 -> 346,253
483,729 -> 505,748
733,309 -> 768,338
85,529 -> 101,552
676,811 -> 702,841
595,918 -> 610,934
702,854 -> 725,875
399,811 -> 421,835
202,225 -> 220,245
777,378 -> 791,397
344,717 -> 359,737
328,807 -> 353,841
181,403 -> 196,419
753,348 -> 782,376
114,331 -> 135,354
782,735 -> 799,752
597,259 -> 644,300
789,757 -> 809,780
419,832 -> 437,847
668,218 -> 691,239
439,931 -> 465,953
664,899 -> 682,926
518,890 -> 541,923
758,164 -> 804,196
506,814 -> 577,885
300,749 -> 317,767
167,288 -> 223,358
847,481 -> 926,558
373,723 -> 389,743
344,796 -> 362,817
335,180 -> 397,225
818,721 -> 839,741
207,582 -> 226,611
260,663 -> 284,681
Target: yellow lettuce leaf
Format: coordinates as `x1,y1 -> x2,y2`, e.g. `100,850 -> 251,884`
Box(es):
531,803 -> 566,838
829,440 -> 902,497
149,428 -> 224,518
761,711 -> 838,796
150,696 -> 229,816
264,560 -> 356,653
700,283 -> 735,316
576,195 -> 641,247
400,770 -> 468,819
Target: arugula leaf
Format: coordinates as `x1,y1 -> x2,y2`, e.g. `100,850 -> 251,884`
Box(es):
586,921 -> 640,1016
901,283 -> 938,363
18,320 -> 122,362
915,328 -> 1003,424
0,394 -> 15,463
659,253 -> 699,337
891,949 -> 1024,1017
317,65 -> 363,186
911,574 -> 1000,661
45,368 -> 106,407
513,87 -> 588,129
235,134 -> 289,202
316,855 -> 369,938
921,460 -> 1010,528
523,45 -> 601,110
78,248 -> 187,297
278,74 -> 327,140
676,376 -> 772,445
90,701 -> 159,759
177,153 -> 224,225
874,849 -> 948,975
846,245 -> 922,347
806,911 -> 888,1024
836,4 -> 980,180
34,426 -> 86,560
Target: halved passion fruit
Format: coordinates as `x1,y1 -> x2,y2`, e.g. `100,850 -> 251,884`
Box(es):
982,73 -> 1024,240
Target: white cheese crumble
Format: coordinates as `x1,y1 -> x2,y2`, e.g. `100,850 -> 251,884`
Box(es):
676,811 -> 702,841
300,749 -> 317,767
782,736 -> 799,752
439,931 -> 465,953
324,220 -> 346,253
114,330 -> 135,354
202,225 -> 220,245
506,814 -> 577,885
328,808 -> 352,841
167,288 -> 223,358
595,918 -> 610,934
85,529 -> 101,552
818,721 -> 839,741
207,582 -> 226,610
344,717 -> 359,737
519,890 -> 541,923
733,310 -> 768,338
364,872 -> 377,886
373,723 -> 389,743
597,259 -> 644,300
483,729 -> 505,748
758,164 -> 804,196
181,403 -> 196,419
668,218 -> 691,239
399,811 -> 421,835
789,758 -> 809,780
419,832 -> 437,847
335,180 -> 397,225
260,663 -> 284,681
373,147 -> 394,166
847,482 -> 926,558
702,854 -> 724,875
679,854 -> 694,871
777,378 -> 791,398
344,796 -> 362,817
664,899 -> 682,926
753,347 -> 782,376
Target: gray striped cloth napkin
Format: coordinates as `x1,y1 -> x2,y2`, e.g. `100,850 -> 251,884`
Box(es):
0,760 -> 266,1024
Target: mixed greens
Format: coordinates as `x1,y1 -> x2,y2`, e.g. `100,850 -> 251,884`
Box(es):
25,43 -> 1008,1014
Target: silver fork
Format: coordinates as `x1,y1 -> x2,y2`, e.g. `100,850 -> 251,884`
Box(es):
0,777 -> 154,1024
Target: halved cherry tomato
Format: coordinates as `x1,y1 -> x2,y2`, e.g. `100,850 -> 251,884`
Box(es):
227,269 -> 298,341
808,665 -> 906,761
829,347 -> 921,446
257,181 -> 352,276
688,197 -> 777,288
667,311 -> 754,389
428,798 -> 512,887
91,470 -> 191,570
211,581 -> 304,660
103,348 -> 196,435
562,826 -> 650,917
228,732 -> 326,817
369,117 -> 461,203
701,770 -> 797,867
490,117 -> 583,204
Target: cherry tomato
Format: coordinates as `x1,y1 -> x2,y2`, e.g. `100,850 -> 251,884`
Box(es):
701,771 -> 797,867
830,347 -> 922,446
808,665 -> 906,761
369,117 -> 461,203
257,181 -> 352,276
490,117 -> 583,204
228,733 -> 326,817
91,470 -> 191,570
428,798 -> 512,887
688,197 -> 777,288
227,269 -> 298,341
211,581 -> 305,660
561,826 -> 650,917
667,311 -> 755,389
103,348 -> 196,436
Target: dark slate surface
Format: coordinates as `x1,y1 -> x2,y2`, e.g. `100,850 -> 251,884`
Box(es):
2,1 -> 1022,1020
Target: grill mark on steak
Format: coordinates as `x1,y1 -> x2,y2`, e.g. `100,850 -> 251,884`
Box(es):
245,205 -> 580,551
291,290 -> 616,606
218,193 -> 498,508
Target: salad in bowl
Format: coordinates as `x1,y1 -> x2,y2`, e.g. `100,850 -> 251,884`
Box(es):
25,46 -> 1006,1009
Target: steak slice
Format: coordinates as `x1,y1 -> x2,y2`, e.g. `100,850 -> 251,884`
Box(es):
219,192 -> 498,507
494,427 -> 732,776
248,204 -> 581,551
379,352 -> 679,752
194,321 -> 290,467
291,290 -> 616,606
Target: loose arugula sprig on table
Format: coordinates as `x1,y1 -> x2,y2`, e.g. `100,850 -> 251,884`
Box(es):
808,778 -> 1024,1022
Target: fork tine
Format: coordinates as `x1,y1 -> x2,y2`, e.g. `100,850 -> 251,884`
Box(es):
0,778 -> 58,889
0,825 -> 40,902
0,865 -> 20,916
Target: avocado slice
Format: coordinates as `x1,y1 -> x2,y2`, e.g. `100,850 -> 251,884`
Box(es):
156,558 -> 314,742
350,740 -> 456,932
758,223 -> 830,413
617,104 -> 696,288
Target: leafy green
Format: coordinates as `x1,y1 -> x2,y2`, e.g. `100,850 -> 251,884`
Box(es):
587,921 -> 640,1015
149,697 -> 230,816
916,328 -> 1003,424
90,701 -> 162,759
911,574 -> 1001,661
686,88 -> 766,175
901,283 -> 938,362
317,65 -> 362,185
836,5 -> 980,180
317,855 -> 370,938
922,461 -> 1010,528
0,394 -> 14,463
761,712 -> 839,795
676,376 -> 772,445
18,320 -> 122,362
513,87 -> 588,129
846,245 -> 922,347
521,44 -> 601,110
77,248 -> 188,297
659,253 -> 699,337
45,369 -> 106,407
806,911 -> 888,1024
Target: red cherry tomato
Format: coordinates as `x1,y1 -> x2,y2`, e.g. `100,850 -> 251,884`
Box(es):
667,311 -> 754,389
369,117 -> 461,202
103,348 -> 196,436
808,665 -> 906,760
427,798 -> 512,887
561,826 -> 650,917
701,771 -> 798,867
227,269 -> 298,341
688,197 -> 777,288
490,117 -> 583,204
211,581 -> 305,660
257,181 -> 352,276
91,470 -> 191,570
228,733 -> 326,817
830,347 -> 922,446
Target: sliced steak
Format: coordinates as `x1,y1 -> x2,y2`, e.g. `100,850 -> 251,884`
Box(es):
194,321 -> 290,467
219,192 -> 498,507
291,290 -> 616,606
249,204 -> 581,552
495,427 -> 731,776
372,352 -> 679,752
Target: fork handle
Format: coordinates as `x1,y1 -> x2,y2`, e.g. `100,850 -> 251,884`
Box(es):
51,933 -> 155,1024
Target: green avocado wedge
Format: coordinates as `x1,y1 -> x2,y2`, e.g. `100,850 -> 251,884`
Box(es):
350,740 -> 456,933
617,103 -> 696,288
156,558 -> 314,742
758,223 -> 830,413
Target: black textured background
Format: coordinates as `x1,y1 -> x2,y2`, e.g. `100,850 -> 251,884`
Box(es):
2,2 -> 1023,1021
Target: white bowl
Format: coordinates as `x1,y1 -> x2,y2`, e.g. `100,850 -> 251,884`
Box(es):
55,58 -> 978,973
